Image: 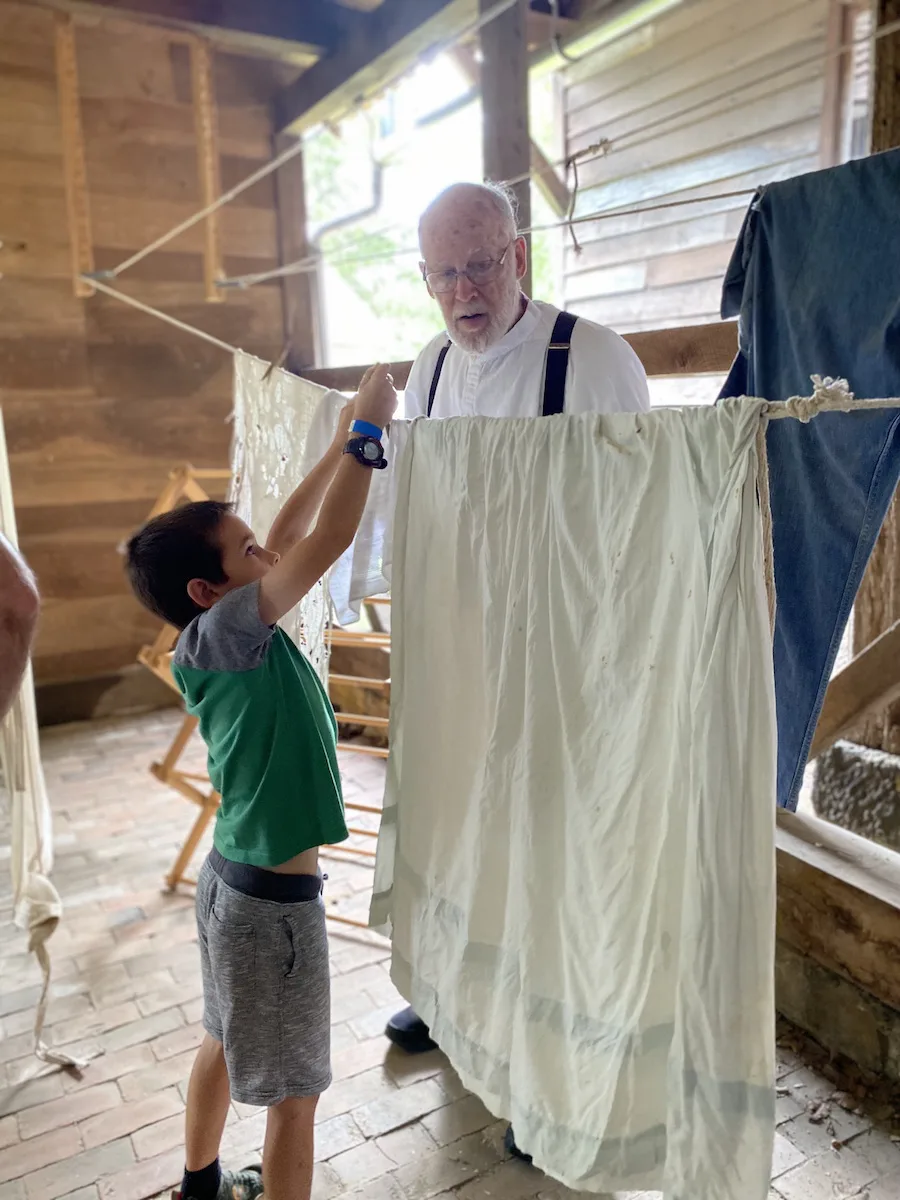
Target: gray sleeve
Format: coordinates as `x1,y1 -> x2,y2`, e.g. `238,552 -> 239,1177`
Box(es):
174,582 -> 274,673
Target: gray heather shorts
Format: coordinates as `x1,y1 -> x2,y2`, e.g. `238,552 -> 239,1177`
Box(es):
195,853 -> 332,1107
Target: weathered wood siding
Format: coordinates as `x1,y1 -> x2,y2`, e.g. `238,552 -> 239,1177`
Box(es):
561,0 -> 863,332
0,2 -> 287,698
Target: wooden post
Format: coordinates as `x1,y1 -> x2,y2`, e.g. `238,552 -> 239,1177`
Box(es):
452,44 -> 570,217
479,0 -> 532,297
851,2 -> 900,751
273,132 -> 322,371
820,0 -> 854,167
54,13 -> 95,298
190,38 -> 224,303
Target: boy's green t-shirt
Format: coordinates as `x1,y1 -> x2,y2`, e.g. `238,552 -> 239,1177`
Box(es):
171,581 -> 348,867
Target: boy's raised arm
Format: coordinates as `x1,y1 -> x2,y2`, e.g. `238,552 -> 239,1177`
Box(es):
258,364 -> 396,626
264,399 -> 356,559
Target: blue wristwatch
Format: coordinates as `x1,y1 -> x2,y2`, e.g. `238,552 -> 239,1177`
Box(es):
344,435 -> 387,470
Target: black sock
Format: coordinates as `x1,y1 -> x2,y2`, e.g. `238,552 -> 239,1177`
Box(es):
181,1159 -> 221,1200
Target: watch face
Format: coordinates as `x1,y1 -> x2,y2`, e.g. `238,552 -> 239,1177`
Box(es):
362,440 -> 380,461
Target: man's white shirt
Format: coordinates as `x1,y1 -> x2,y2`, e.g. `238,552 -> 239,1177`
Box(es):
306,300 -> 650,621
404,299 -> 650,418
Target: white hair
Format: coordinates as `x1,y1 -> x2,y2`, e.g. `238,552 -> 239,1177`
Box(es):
480,181 -> 519,234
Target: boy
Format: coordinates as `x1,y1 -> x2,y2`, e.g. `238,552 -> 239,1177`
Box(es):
125,365 -> 397,1200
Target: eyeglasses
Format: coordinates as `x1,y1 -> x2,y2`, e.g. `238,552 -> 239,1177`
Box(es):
421,243 -> 513,294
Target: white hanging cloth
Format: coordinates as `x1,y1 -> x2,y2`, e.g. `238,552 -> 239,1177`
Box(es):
0,413 -> 85,1070
371,401 -> 777,1200
230,352 -> 338,681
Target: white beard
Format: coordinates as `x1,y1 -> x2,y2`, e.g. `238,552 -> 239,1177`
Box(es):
449,277 -> 522,355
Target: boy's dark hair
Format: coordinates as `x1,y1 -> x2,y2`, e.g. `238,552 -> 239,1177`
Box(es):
125,500 -> 231,630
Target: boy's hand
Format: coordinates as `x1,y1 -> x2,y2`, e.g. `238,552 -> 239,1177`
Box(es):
354,363 -> 397,432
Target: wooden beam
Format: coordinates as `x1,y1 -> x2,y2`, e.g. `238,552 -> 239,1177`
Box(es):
276,0 -> 477,134
37,0 -> 356,59
820,0 -> 854,168
873,0 -> 900,152
452,44 -> 571,218
809,619 -> 900,759
481,0 -> 532,295
776,809 -> 900,1014
622,320 -> 737,377
190,39 -> 224,303
299,319 -> 738,391
54,13 -> 95,298
273,133 -> 322,371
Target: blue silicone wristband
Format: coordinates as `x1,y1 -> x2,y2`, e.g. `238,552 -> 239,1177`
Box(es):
351,419 -> 383,439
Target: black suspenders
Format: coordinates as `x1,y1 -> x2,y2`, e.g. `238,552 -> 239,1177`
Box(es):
541,311 -> 578,416
426,342 -> 451,417
425,310 -> 579,418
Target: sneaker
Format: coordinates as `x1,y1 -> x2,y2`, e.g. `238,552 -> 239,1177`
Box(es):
173,1164 -> 264,1200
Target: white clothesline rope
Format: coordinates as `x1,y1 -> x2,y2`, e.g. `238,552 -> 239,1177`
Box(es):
504,15 -> 900,192
77,279 -> 900,433
219,14 -> 899,290
88,0 -> 519,283
85,278 -> 240,352
83,7 -> 899,290
74,282 -> 900,438
764,375 -> 900,421
219,186 -> 760,288
753,374 -> 900,626
223,8 -> 900,289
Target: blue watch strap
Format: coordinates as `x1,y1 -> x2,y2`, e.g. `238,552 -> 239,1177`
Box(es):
351,418 -> 383,439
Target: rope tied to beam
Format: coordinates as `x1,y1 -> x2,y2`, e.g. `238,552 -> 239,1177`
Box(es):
768,375 -> 857,422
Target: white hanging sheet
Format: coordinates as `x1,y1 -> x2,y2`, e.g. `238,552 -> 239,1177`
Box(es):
0,412 -> 83,1069
300,390 -> 399,625
371,401 -> 777,1200
230,352 -> 337,681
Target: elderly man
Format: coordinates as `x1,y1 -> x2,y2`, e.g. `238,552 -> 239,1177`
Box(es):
0,533 -> 39,720
403,181 -> 649,419
385,181 -> 650,1161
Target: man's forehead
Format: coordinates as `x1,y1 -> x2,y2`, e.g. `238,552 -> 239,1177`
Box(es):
420,199 -> 508,254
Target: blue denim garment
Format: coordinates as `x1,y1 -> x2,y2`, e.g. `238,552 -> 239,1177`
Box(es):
718,148 -> 900,810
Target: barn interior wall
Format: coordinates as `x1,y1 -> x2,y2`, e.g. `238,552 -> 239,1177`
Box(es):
561,0 -> 862,332
0,2 -> 288,720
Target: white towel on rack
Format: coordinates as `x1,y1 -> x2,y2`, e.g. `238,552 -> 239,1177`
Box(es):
371,401 -> 776,1200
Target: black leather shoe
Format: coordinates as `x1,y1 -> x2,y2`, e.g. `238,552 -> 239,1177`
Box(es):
504,1124 -> 533,1164
384,1005 -> 438,1054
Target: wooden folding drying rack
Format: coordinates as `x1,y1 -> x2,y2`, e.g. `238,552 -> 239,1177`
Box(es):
136,464 -> 390,928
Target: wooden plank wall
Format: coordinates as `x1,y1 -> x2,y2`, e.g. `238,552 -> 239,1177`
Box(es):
561,0 -> 835,332
0,2 -> 289,706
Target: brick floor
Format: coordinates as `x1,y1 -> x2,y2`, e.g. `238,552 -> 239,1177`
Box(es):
0,710 -> 898,1200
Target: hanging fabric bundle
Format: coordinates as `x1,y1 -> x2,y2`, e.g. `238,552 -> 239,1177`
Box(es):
0,413 -> 88,1071
373,400 -> 778,1199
